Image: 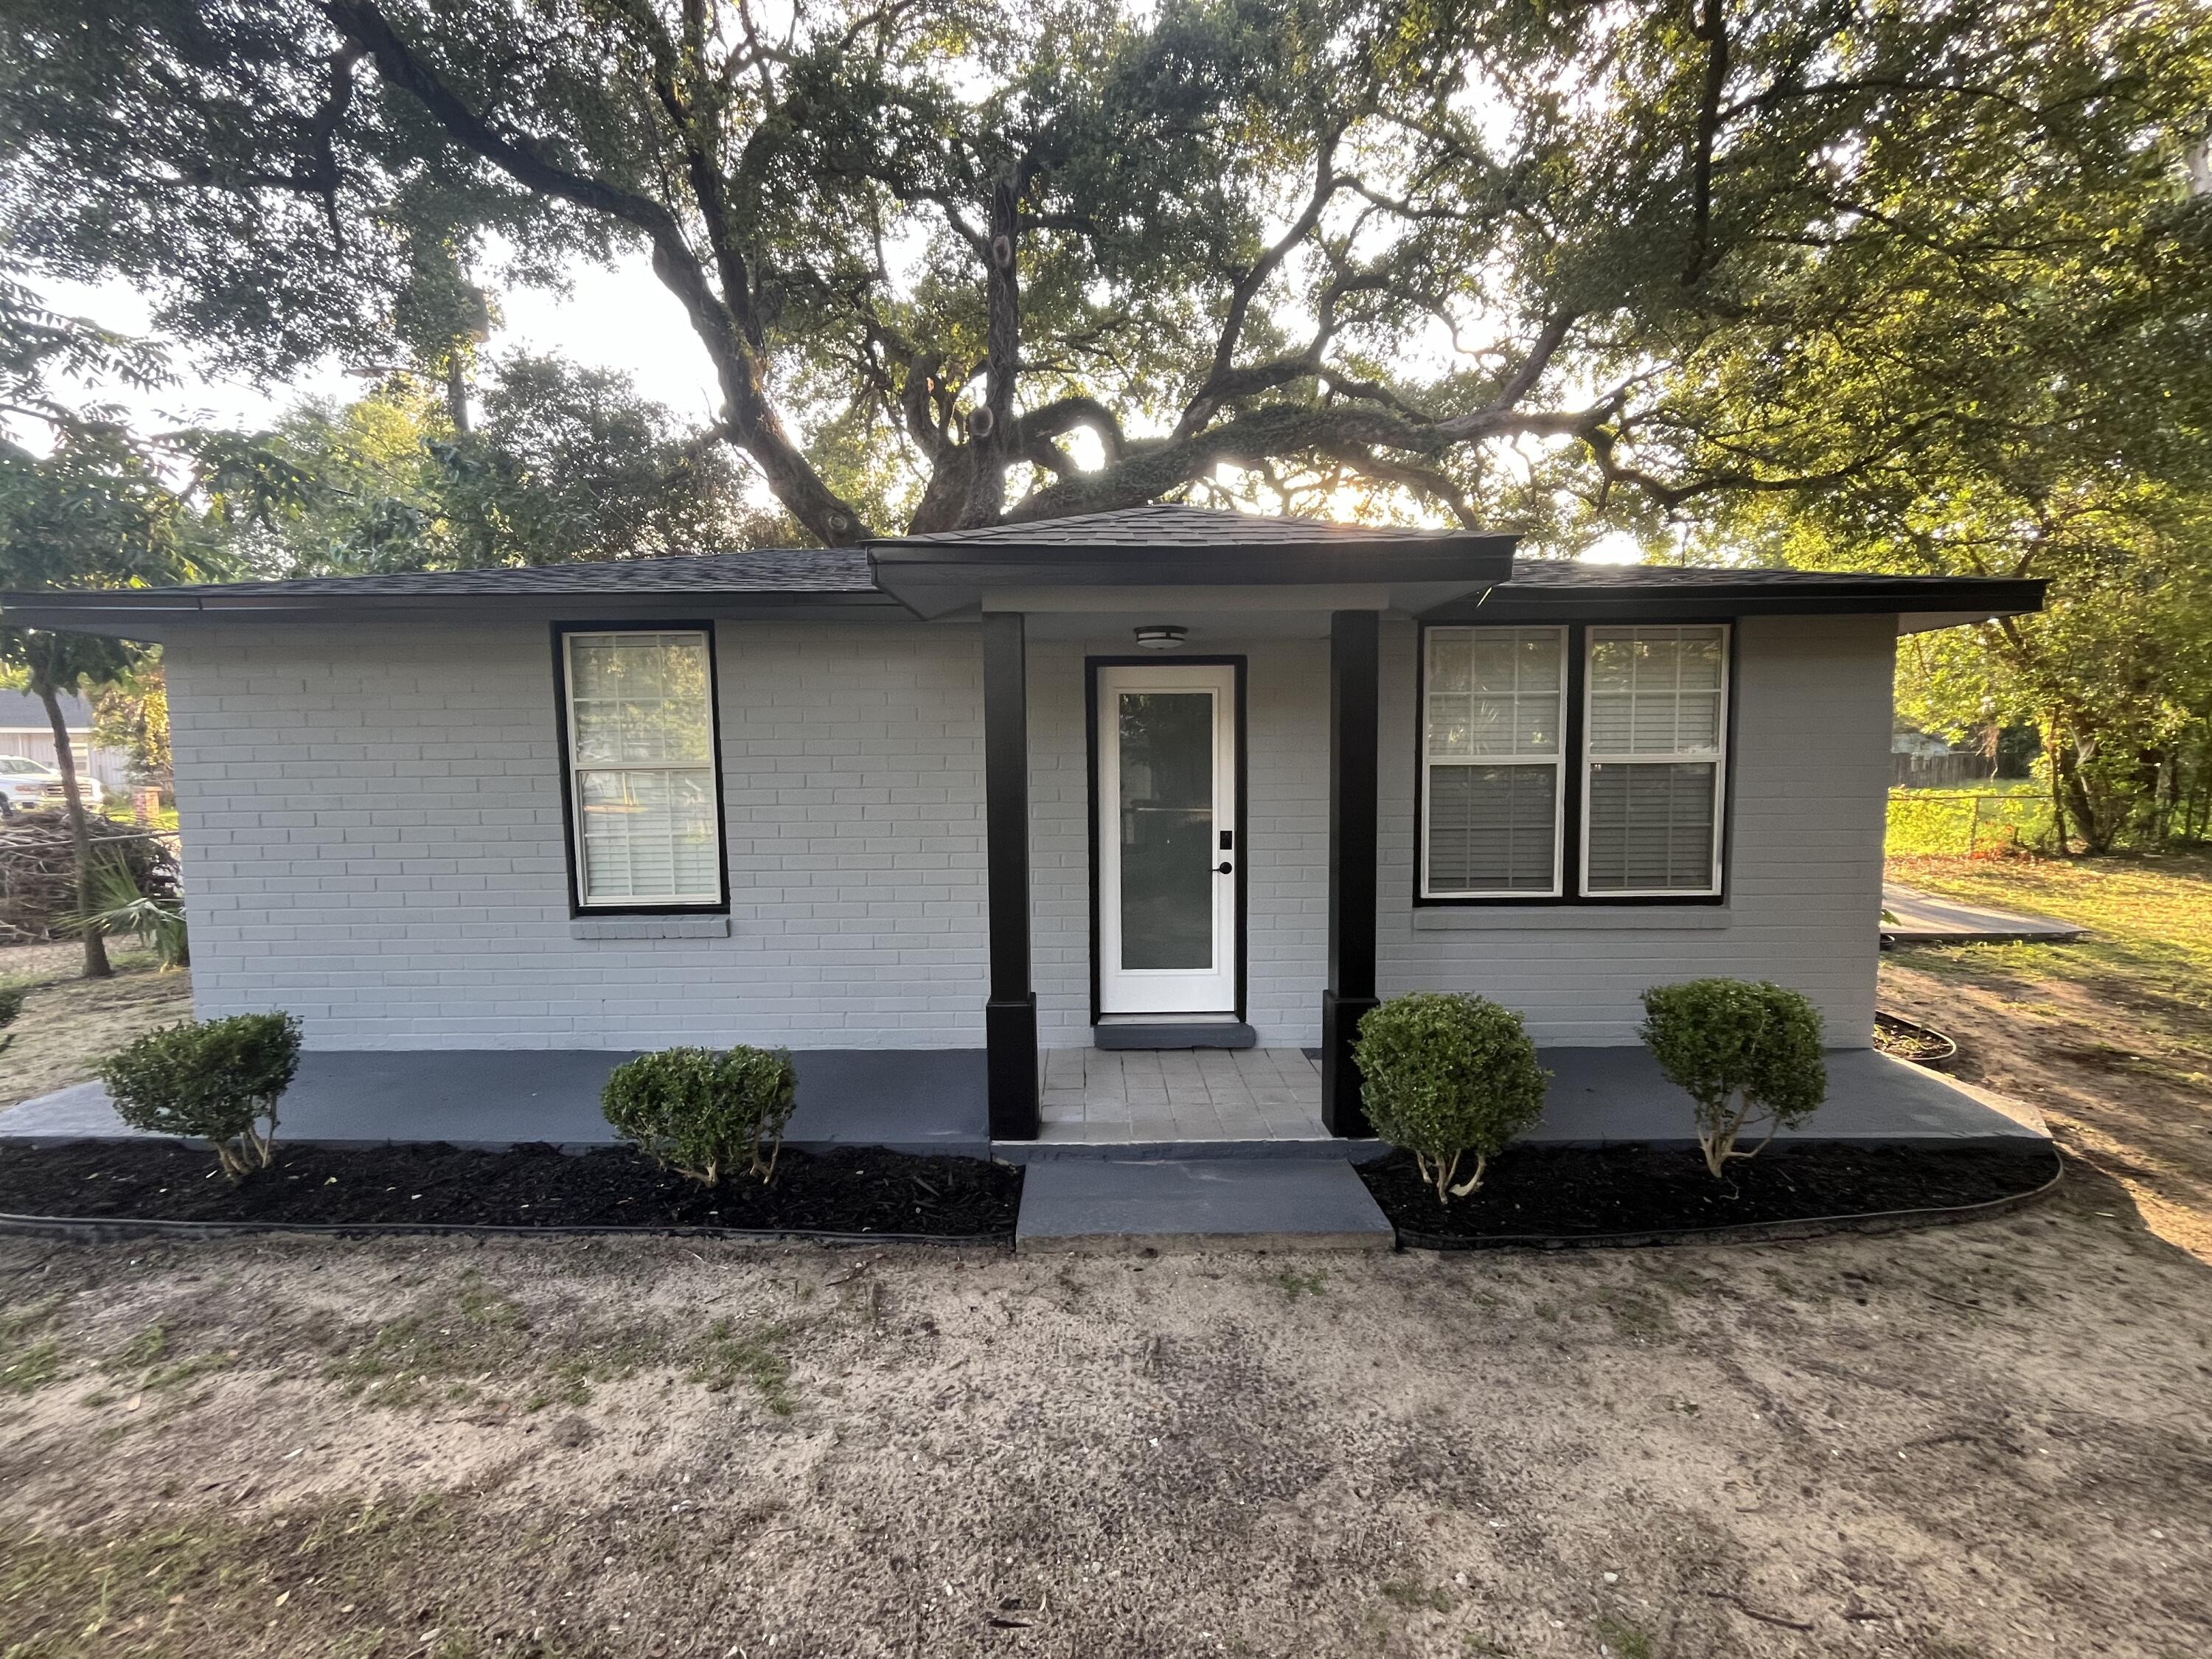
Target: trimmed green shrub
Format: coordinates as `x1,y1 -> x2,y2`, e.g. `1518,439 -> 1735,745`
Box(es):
1638,978 -> 1827,1178
1353,992 -> 1550,1204
101,1012 -> 302,1180
601,1045 -> 798,1186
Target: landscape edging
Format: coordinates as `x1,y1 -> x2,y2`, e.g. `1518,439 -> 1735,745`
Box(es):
0,1211 -> 1012,1248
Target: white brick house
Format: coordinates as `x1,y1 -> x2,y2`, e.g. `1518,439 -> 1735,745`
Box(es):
8,504 -> 2042,1141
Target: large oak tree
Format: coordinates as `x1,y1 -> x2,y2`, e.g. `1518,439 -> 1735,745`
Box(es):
3,0 -> 2202,548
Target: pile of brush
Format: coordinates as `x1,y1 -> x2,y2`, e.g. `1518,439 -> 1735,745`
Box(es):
0,808 -> 180,942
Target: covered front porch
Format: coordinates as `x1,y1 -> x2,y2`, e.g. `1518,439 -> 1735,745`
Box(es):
0,1044 -> 2047,1155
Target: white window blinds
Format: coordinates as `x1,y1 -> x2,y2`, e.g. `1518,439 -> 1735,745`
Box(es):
1422,627 -> 1565,896
1582,625 -> 1728,894
562,630 -> 723,907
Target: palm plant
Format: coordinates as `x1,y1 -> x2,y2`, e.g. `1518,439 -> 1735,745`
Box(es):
60,855 -> 187,968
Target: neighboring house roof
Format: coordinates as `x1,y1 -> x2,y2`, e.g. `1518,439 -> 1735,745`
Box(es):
0,504 -> 2044,637
0,688 -> 92,728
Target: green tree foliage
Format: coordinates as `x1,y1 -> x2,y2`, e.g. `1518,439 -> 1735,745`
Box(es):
223,355 -> 783,574
0,431 -> 206,975
3,0 -> 2201,552
1352,992 -> 1549,1203
1638,979 -> 1826,1179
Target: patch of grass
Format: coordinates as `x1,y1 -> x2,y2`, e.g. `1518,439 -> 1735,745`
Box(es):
322,1270 -> 661,1413
1596,1615 -> 1655,1658
1590,1286 -> 1674,1339
1380,1578 -> 1453,1613
1274,1267 -> 1329,1300
1888,852 -> 2212,990
0,1495 -> 456,1658
1,1293 -> 66,1394
1887,851 -> 2212,1082
98,1323 -> 236,1395
686,1318 -> 794,1414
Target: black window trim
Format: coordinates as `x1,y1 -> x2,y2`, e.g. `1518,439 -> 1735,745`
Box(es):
551,619 -> 732,919
1413,617 -> 1737,908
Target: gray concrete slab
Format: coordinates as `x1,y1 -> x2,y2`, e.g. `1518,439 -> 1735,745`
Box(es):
0,1048 -> 989,1157
1015,1158 -> 1394,1253
1882,883 -> 2086,945
1528,1046 -> 2045,1145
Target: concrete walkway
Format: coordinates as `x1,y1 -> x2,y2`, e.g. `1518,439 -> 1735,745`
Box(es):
0,1048 -> 991,1156
1882,883 -> 2087,945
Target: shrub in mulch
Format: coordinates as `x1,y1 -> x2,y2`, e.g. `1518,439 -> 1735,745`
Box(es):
0,1141 -> 1021,1239
1360,1141 -> 2062,1247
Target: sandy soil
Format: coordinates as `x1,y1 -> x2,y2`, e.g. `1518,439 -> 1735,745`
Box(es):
1881,958 -> 2212,1263
1,1164 -> 2206,1659
0,942 -> 191,1112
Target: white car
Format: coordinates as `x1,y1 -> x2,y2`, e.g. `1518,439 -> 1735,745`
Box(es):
0,755 -> 103,815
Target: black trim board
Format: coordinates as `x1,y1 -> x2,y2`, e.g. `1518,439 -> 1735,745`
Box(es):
1322,611 -> 1380,1138
1411,618 -> 1733,910
1084,655 -> 1249,1028
550,621 -> 731,919
1419,574 -> 2045,624
983,613 -> 1040,1140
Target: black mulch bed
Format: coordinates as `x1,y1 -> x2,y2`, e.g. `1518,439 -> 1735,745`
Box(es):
1360,1141 -> 2061,1246
0,1140 -> 1021,1238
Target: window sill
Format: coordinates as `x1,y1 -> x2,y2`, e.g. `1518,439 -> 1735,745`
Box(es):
569,915 -> 731,940
1412,906 -> 1729,931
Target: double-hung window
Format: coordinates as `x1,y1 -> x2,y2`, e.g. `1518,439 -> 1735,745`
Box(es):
1419,622 -> 1730,901
1422,627 -> 1568,897
559,627 -> 726,911
1582,626 -> 1728,895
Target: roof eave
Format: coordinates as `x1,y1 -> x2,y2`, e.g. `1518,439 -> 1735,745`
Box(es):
866,535 -> 1520,619
1424,576 -> 2046,625
0,587 -> 894,641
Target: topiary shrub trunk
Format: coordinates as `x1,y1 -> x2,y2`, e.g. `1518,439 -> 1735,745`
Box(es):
1638,978 -> 1828,1178
600,1045 -> 798,1186
1353,992 -> 1551,1204
100,1012 -> 302,1180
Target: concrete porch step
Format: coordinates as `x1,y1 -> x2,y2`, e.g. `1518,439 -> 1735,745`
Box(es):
997,1137 -> 1383,1164
1014,1158 -> 1395,1253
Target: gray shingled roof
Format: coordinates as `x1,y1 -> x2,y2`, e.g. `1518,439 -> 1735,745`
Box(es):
0,507 -> 2042,626
0,689 -> 90,727
872,502 -> 1474,548
108,547 -> 875,599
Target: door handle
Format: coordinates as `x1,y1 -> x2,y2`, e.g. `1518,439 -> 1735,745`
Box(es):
1215,862 -> 1234,875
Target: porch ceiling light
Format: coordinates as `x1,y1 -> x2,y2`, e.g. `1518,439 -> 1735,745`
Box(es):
1133,624 -> 1187,650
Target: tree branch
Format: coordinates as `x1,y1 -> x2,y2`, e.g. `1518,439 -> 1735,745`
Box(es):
1174,132 -> 1343,440
1683,0 -> 1730,287
319,0 -> 871,543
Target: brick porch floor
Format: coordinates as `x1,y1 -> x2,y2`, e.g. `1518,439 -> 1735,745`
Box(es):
1037,1047 -> 1329,1143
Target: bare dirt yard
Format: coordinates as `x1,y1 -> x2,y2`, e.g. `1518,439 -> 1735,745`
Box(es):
0,853 -> 2207,1658
0,943 -> 191,1111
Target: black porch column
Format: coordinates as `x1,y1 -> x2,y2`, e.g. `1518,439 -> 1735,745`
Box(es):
982,611 -> 1040,1139
1321,608 -> 1380,1136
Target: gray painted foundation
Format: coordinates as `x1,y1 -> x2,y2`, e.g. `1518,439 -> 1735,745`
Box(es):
0,1043 -> 2037,1158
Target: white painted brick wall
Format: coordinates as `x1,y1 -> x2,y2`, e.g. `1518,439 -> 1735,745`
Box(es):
168,621 -> 987,1050
1377,613 -> 1895,1046
166,608 -> 1891,1056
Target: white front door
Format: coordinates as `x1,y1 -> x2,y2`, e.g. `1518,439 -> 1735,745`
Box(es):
1096,662 -> 1239,1016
